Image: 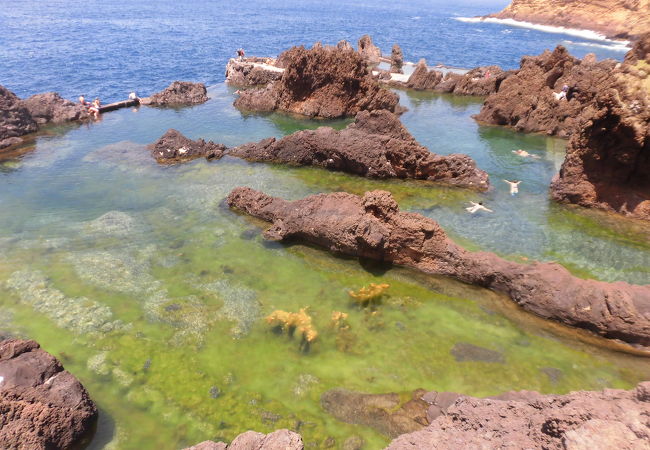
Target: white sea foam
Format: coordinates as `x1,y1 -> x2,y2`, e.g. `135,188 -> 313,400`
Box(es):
455,17 -> 630,47
561,40 -> 630,52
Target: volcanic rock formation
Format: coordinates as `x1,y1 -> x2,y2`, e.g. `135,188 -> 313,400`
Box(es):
225,57 -> 284,87
0,86 -> 38,149
21,92 -> 90,124
390,44 -> 404,74
227,188 -> 650,348
142,81 -> 209,106
229,110 -> 489,190
184,429 -> 303,450
388,382 -> 650,449
401,62 -> 507,95
549,35 -> 650,220
489,0 -> 650,41
0,339 -> 98,449
234,45 -> 399,118
357,35 -> 382,65
405,60 -> 444,90
149,129 -> 226,163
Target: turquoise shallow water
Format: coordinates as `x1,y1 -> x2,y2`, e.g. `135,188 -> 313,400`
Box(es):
0,84 -> 649,449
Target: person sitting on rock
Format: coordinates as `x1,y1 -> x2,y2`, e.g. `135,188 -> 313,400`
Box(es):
504,179 -> 521,196
554,84 -> 570,101
78,95 -> 89,106
236,48 -> 245,61
466,201 -> 493,214
88,98 -> 101,119
128,91 -> 138,101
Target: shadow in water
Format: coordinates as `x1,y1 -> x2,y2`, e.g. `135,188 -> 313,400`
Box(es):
83,408 -> 116,450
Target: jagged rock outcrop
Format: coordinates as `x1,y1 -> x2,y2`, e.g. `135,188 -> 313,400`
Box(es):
234,45 -> 399,118
388,382 -> 650,449
405,60 -> 444,90
450,66 -> 509,96
357,35 -> 382,65
229,110 -> 488,190
489,0 -> 650,41
475,46 -> 622,138
337,40 -> 354,51
227,188 -> 650,348
21,92 -> 90,124
225,58 -> 284,87
321,388 -> 429,438
0,86 -> 38,149
0,339 -> 98,449
390,44 -> 404,74
148,129 -> 226,163
141,81 -> 209,106
184,429 -> 303,450
549,34 -> 650,220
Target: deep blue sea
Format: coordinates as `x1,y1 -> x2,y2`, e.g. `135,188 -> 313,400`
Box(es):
0,0 -> 628,103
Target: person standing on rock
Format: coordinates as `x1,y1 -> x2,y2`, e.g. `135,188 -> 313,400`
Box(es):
504,179 -> 521,196
466,201 -> 493,214
237,48 -> 245,61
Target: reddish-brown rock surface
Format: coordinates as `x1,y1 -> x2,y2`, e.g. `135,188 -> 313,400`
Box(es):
388,382 -> 650,449
225,58 -> 284,87
149,129 -> 226,163
229,110 -> 488,190
184,429 -> 303,450
405,60 -> 444,90
21,92 -> 90,124
357,35 -> 382,65
489,0 -> 650,40
0,86 -> 38,149
227,188 -> 650,348
0,339 -> 98,449
402,62 -> 507,96
142,81 -> 209,106
549,34 -> 650,220
233,45 -> 399,118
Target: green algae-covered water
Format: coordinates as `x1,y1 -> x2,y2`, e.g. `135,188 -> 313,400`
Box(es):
1,86 -> 649,449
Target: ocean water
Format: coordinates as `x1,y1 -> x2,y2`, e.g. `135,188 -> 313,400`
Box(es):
0,0 -> 629,103
1,1 -> 649,450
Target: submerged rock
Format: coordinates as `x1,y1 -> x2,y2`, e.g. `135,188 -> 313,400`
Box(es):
230,109 -> 489,190
0,85 -> 38,149
321,388 -> 429,438
388,382 -> 650,449
0,339 -> 98,449
141,81 -> 208,106
234,44 -> 399,118
227,188 -> 650,348
550,34 -> 650,221
148,129 -> 226,163
450,342 -> 505,363
184,429 -> 303,450
225,57 -> 284,87
21,92 -> 90,124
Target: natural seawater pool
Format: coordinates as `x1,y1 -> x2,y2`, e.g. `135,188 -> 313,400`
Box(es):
1,85 -> 649,449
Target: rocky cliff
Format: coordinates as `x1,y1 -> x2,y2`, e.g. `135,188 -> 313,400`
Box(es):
490,0 -> 650,40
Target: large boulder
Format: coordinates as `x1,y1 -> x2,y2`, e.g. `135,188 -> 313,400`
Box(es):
227,188 -> 650,348
357,35 -> 382,65
0,86 -> 38,149
148,129 -> 226,163
450,65 -> 509,96
474,46 -> 619,138
388,382 -> 650,449
405,59 -> 443,90
0,339 -> 98,449
225,58 -> 284,87
229,109 -> 489,190
21,92 -> 90,124
234,45 -> 399,118
142,81 -> 208,106
550,34 -> 650,220
184,429 -> 303,450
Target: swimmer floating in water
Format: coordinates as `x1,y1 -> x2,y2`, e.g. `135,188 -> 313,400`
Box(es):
504,179 -> 521,195
466,201 -> 493,214
512,149 -> 540,159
